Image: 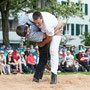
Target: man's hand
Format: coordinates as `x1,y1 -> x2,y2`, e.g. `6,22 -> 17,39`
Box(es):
37,42 -> 45,47
37,35 -> 52,47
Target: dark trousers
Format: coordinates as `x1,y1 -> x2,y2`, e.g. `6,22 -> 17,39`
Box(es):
80,62 -> 90,71
34,43 -> 50,80
27,64 -> 35,73
22,64 -> 30,73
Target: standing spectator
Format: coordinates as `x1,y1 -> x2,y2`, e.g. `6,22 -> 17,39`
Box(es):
13,52 -> 22,73
78,50 -> 90,71
4,47 -> 9,57
19,44 -> 25,53
26,51 -> 35,73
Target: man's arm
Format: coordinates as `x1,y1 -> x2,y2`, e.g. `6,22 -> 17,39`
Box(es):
54,21 -> 64,35
37,35 -> 52,47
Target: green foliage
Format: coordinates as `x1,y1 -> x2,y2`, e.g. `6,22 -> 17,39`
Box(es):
81,32 -> 90,46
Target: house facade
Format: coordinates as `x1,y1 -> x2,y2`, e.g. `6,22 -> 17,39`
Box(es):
57,0 -> 90,49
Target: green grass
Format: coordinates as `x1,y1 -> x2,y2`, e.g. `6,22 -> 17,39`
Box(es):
44,72 -> 90,75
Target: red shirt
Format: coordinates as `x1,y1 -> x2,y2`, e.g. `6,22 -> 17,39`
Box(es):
79,54 -> 88,63
13,55 -> 20,61
12,51 -> 17,56
26,55 -> 35,64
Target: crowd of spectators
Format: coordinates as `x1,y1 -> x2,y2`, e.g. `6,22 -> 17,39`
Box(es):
58,45 -> 90,72
0,44 -> 90,75
0,44 -> 39,75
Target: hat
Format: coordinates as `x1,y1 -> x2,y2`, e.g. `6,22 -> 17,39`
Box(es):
8,45 -> 12,48
79,50 -> 82,53
0,50 -> 4,53
5,47 -> 9,50
29,50 -> 33,53
0,47 -> 3,50
16,47 -> 20,50
21,52 -> 24,54
67,51 -> 70,53
35,46 -> 38,49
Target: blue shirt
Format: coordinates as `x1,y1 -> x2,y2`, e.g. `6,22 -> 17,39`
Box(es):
18,14 -> 43,42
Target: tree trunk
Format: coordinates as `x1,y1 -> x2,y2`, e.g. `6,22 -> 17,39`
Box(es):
1,11 -> 9,46
0,0 -> 10,46
41,0 -> 45,8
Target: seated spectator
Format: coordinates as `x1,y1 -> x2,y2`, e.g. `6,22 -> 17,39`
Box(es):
0,50 -> 6,74
6,52 -> 16,72
72,51 -> 77,61
87,48 -> 90,65
80,45 -> 86,52
78,50 -> 90,71
61,45 -> 67,55
25,47 -> 30,60
70,45 -> 75,54
13,52 -> 22,73
64,51 -> 75,72
4,47 -> 9,57
8,45 -> 13,54
30,45 -> 36,54
12,47 -> 20,57
58,51 -> 66,72
26,51 -> 35,73
20,52 -> 30,73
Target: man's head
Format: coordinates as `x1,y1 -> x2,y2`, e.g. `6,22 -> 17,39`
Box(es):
33,12 -> 43,27
16,25 -> 30,37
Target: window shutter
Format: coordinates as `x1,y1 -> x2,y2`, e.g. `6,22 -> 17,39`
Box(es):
71,24 -> 74,35
85,25 -> 88,33
63,26 -> 66,35
61,1 -> 66,5
76,24 -> 80,36
85,4 -> 88,15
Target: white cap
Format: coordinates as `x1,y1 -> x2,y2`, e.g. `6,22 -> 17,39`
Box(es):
21,52 -> 24,54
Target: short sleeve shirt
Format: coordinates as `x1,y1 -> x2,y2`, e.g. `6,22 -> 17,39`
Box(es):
28,12 -> 58,36
40,12 -> 58,36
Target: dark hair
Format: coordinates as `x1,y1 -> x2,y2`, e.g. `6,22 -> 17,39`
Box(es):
16,25 -> 27,37
33,12 -> 42,20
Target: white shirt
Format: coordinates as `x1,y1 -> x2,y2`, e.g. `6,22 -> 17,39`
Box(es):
28,12 -> 58,36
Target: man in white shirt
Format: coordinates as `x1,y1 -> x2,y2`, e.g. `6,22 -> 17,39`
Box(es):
32,12 -> 63,84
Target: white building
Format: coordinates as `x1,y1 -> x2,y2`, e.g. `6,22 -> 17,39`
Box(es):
57,0 -> 90,49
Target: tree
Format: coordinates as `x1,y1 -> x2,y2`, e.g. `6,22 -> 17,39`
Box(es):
0,0 -> 84,46
81,32 -> 90,46
0,0 -> 34,46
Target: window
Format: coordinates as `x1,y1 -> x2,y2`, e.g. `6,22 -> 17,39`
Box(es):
76,24 -> 80,36
71,24 -> 74,36
85,25 -> 88,33
85,4 -> 88,15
